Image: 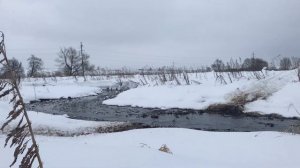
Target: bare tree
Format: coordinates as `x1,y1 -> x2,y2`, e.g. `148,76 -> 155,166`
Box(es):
242,58 -> 268,71
279,57 -> 292,70
0,57 -> 25,79
0,32 -> 43,168
56,47 -> 81,76
27,55 -> 44,77
268,61 -> 277,70
291,57 -> 300,69
81,52 -> 95,76
211,59 -> 225,72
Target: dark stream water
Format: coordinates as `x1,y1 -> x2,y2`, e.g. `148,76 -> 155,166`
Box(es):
26,90 -> 300,132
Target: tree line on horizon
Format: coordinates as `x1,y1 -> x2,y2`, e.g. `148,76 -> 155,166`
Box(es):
0,46 -> 96,79
210,56 -> 300,72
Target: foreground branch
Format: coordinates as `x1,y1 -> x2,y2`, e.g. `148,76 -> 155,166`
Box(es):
0,31 -> 43,168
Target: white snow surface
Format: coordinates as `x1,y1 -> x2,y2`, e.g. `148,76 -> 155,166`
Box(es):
0,73 -> 300,167
104,84 -> 240,109
245,82 -> 300,117
20,77 -> 111,103
1,128 -> 300,168
105,70 -> 300,117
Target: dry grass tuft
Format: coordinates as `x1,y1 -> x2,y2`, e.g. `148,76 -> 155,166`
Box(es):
230,91 -> 267,105
159,144 -> 173,154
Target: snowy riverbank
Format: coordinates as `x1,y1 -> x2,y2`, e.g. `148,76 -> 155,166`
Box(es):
1,71 -> 300,167
104,70 -> 300,117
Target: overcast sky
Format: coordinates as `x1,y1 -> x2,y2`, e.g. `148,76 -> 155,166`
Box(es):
0,0 -> 299,70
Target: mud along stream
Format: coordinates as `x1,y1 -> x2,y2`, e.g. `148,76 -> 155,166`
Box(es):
26,89 -> 300,132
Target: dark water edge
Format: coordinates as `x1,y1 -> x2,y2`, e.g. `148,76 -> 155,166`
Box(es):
26,90 -> 300,132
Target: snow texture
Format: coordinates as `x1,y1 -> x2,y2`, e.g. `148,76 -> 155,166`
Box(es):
1,128 -> 300,168
0,72 -> 300,167
105,70 -> 300,117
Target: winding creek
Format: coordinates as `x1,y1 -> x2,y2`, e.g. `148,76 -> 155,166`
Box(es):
26,90 -> 300,132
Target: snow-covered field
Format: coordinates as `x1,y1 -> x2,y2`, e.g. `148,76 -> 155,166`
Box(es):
1,71 -> 300,168
20,77 -> 115,103
1,129 -> 300,168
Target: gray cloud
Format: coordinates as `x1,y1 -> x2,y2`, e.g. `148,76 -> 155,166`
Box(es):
0,0 -> 299,69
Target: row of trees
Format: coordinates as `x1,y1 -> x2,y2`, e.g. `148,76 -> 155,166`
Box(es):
211,56 -> 300,72
277,57 -> 300,70
0,46 -> 95,78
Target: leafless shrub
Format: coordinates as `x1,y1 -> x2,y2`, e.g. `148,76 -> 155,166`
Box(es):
158,72 -> 167,84
173,74 -> 181,85
183,71 -> 190,85
214,72 -> 227,85
279,57 -> 292,70
227,73 -> 233,83
250,71 -> 265,80
141,75 -> 149,85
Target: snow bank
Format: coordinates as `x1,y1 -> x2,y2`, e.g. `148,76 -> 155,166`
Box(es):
104,83 -> 242,109
104,70 -> 300,117
245,82 -> 300,117
103,71 -> 254,109
1,128 -> 300,168
20,77 -> 108,103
